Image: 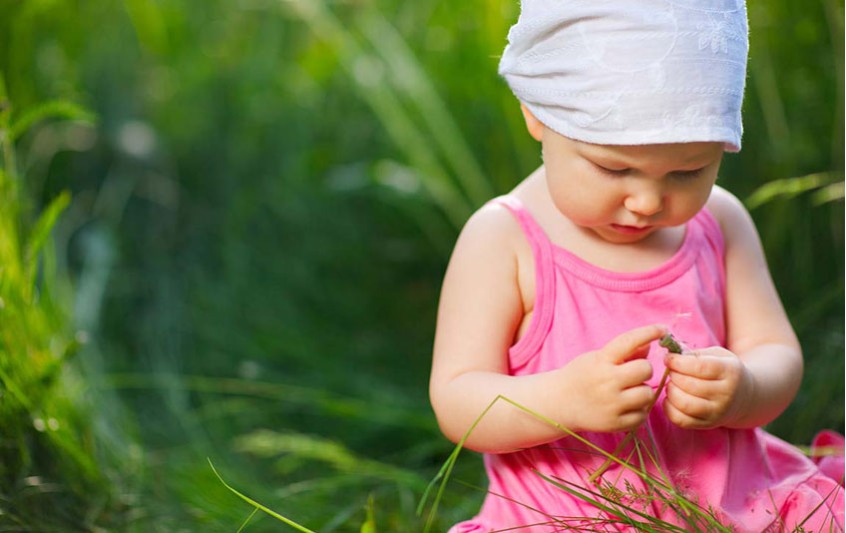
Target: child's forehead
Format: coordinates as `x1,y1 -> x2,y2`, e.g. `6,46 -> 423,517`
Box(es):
579,141 -> 724,161
550,133 -> 725,166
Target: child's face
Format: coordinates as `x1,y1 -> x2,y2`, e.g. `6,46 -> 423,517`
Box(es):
540,127 -> 724,245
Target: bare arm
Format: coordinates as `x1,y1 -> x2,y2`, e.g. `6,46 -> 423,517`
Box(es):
663,186 -> 803,429
430,204 -> 664,453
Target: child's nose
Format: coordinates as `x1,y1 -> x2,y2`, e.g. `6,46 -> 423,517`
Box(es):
624,189 -> 664,217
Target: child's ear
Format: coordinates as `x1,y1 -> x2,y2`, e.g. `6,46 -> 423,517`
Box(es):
520,104 -> 544,142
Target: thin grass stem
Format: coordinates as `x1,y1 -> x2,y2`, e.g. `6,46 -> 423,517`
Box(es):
358,10 -> 494,206
535,472 -> 687,532
794,483 -> 841,531
237,507 -> 260,533
282,0 -> 474,228
420,393 -> 714,531
0,72 -> 18,183
589,367 -> 671,484
208,459 -> 318,533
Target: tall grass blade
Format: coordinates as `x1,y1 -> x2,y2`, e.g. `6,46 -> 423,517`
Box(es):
749,42 -> 790,153
421,394 -> 757,532
418,395 -> 516,532
237,508 -> 260,533
24,190 -> 70,280
104,373 -> 434,431
208,458 -> 318,533
281,0 -> 475,228
234,429 -> 426,490
358,10 -> 494,206
0,73 -> 17,181
745,172 -> 842,210
9,100 -> 95,141
812,181 -> 845,205
360,494 -> 377,533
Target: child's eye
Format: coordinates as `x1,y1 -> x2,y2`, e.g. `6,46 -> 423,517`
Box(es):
671,168 -> 705,179
593,163 -> 630,176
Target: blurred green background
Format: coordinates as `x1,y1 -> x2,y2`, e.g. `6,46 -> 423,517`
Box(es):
0,0 -> 842,531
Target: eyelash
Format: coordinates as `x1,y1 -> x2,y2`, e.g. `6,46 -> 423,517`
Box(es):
593,163 -> 705,179
593,163 -> 630,176
671,169 -> 705,179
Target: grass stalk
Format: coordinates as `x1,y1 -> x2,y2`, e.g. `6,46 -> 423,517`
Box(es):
357,9 -> 494,206
208,459 -> 319,533
281,0 -> 475,229
0,72 -> 18,184
418,391 -> 808,532
103,372 -> 435,431
237,507 -> 260,533
589,366 -> 671,484
533,472 -> 691,532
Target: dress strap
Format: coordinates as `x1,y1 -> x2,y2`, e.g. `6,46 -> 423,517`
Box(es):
490,195 -> 552,250
488,195 -> 556,368
696,207 -> 726,258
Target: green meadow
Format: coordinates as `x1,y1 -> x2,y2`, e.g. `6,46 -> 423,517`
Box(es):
0,0 -> 842,530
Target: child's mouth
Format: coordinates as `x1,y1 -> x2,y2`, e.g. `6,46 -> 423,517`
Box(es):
611,224 -> 652,235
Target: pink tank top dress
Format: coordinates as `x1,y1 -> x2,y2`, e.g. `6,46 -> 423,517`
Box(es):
449,196 -> 844,532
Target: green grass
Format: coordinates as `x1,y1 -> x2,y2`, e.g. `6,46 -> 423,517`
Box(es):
0,74 -> 126,530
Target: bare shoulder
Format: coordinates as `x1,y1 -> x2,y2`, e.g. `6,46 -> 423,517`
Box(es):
705,184 -> 759,248
706,184 -> 748,226
446,200 -> 531,275
432,200 -> 531,377
436,199 -> 532,340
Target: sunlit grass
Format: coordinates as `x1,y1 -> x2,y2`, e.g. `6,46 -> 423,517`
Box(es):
0,74 -> 122,528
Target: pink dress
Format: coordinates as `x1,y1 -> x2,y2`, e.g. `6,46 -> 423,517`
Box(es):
449,196 -> 844,532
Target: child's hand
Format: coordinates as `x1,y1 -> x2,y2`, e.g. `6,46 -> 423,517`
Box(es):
557,325 -> 666,433
662,347 -> 752,429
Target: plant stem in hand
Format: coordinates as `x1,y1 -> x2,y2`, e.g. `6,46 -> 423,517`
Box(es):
587,334 -> 683,484
659,334 -> 683,355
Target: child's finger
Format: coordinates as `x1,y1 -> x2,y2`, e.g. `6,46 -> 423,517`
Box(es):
666,352 -> 729,380
618,358 -> 653,387
666,372 -> 718,400
604,324 -> 667,364
664,383 -> 717,425
663,395 -> 713,429
618,384 -> 655,410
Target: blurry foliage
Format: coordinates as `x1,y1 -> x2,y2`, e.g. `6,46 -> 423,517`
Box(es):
0,0 -> 843,530
0,76 -> 125,527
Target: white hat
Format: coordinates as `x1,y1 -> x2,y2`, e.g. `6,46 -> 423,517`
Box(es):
499,0 -> 748,151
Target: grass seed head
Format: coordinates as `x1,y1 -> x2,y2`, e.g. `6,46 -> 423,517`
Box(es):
659,333 -> 683,354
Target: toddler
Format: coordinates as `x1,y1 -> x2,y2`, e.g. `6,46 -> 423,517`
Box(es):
429,1 -> 844,531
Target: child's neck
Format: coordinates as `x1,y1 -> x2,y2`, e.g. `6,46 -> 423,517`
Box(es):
563,221 -> 687,273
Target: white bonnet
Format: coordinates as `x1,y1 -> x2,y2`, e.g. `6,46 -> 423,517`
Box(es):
499,0 -> 749,151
